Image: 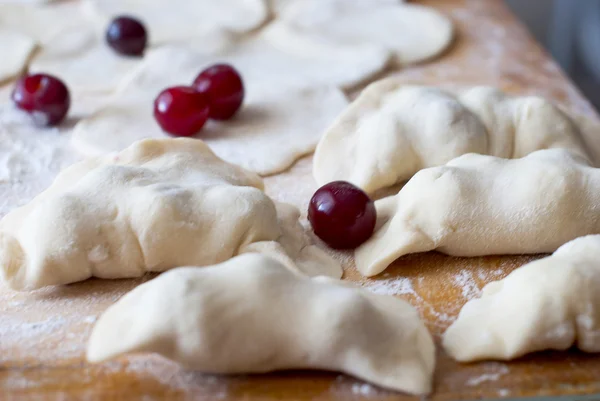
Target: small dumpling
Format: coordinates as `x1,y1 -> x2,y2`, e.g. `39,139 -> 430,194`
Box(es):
355,149 -> 600,276
314,81 -> 592,194
87,253 -> 435,395
0,138 -> 341,291
444,235 -> 600,362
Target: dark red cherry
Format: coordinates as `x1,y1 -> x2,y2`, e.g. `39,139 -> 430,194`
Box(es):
193,64 -> 244,120
308,181 -> 376,250
106,16 -> 147,56
153,86 -> 210,137
11,73 -> 70,126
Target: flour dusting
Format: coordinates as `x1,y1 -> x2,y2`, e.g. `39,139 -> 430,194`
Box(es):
360,276 -> 415,296
466,365 -> 510,386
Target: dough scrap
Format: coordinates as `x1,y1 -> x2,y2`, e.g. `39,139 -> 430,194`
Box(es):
265,0 -> 452,66
72,44 -> 349,175
0,30 -> 36,84
29,25 -> 142,96
87,253 -> 435,395
355,149 -> 600,277
0,138 -> 341,291
314,82 -> 592,194
444,235 -> 600,362
82,0 -> 269,46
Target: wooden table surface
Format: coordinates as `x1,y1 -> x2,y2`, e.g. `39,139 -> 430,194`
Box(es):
2,0 -> 600,400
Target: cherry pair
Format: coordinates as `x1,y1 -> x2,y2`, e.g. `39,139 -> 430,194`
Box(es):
154,65 -> 244,137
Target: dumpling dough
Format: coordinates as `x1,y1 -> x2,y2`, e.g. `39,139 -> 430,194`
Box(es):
72,44 -> 349,175
314,82 -> 592,194
87,253 -> 435,395
265,0 -> 452,66
29,26 -> 142,95
444,235 -> 600,362
267,0 -> 403,18
0,138 -> 341,291
82,0 -> 269,46
0,3 -> 81,43
355,149 -> 600,277
0,31 -> 36,84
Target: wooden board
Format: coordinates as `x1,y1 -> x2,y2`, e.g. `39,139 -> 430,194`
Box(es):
2,0 -> 600,399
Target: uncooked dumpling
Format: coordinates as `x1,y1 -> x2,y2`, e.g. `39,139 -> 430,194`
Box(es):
87,253 -> 435,395
314,82 -> 591,194
444,235 -> 600,362
72,44 -> 349,175
355,149 -> 600,277
82,0 -> 269,46
0,31 -> 36,84
265,0 -> 452,66
29,26 -> 142,95
0,138 -> 341,291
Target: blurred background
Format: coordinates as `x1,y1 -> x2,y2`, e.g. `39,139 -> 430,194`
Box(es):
507,0 -> 600,107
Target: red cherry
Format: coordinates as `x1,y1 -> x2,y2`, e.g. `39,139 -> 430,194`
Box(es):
106,16 -> 147,56
193,64 -> 244,120
308,181 -> 376,250
11,74 -> 70,127
153,86 -> 210,137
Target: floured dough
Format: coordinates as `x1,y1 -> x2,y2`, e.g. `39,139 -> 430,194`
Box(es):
0,138 -> 341,291
29,26 -> 142,95
355,149 -> 600,277
118,35 -> 388,91
444,235 -> 600,362
0,3 -> 81,43
0,31 -> 36,84
83,0 -> 268,46
72,44 -> 349,175
267,0 -> 403,17
87,253 -> 435,395
314,82 -> 592,194
265,0 -> 452,66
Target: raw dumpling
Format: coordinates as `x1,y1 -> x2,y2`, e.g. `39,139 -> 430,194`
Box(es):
265,0 -> 452,66
29,26 -> 142,95
444,235 -> 600,362
87,253 -> 435,395
71,44 -> 350,176
82,0 -> 269,46
314,81 -> 592,194
0,138 -> 341,291
355,149 -> 600,277
0,30 -> 36,84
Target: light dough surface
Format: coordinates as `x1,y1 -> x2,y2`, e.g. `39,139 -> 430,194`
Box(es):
82,0 -> 269,46
355,149 -> 600,277
0,138 -> 341,291
266,0 -> 452,66
29,25 -> 142,96
0,30 -> 36,84
444,235 -> 600,362
0,3 -> 82,43
87,253 -> 435,395
314,81 -> 592,194
72,44 -> 349,175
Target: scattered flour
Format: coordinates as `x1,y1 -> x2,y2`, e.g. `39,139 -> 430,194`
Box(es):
360,277 -> 415,296
466,365 -> 510,386
498,388 -> 511,397
351,383 -> 376,396
453,271 -> 481,300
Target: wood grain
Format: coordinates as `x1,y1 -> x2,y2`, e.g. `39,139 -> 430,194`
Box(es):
2,0 -> 600,399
